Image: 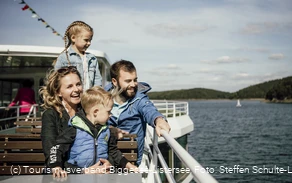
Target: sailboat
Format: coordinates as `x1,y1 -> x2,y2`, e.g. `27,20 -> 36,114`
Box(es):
236,99 -> 242,107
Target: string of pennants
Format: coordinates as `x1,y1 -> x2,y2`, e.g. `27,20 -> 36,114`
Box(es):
18,0 -> 63,39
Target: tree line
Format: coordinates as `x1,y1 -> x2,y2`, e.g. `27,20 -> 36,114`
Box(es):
147,76 -> 292,102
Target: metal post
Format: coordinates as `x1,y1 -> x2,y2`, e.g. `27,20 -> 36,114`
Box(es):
173,103 -> 176,118
16,107 -> 19,118
153,128 -> 158,183
165,100 -> 168,117
33,105 -> 37,117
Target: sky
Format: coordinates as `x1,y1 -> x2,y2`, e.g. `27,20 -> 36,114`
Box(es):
0,0 -> 291,92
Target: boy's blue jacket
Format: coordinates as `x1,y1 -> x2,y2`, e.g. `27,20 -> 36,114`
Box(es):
47,109 -> 129,169
67,116 -> 109,168
104,82 -> 165,165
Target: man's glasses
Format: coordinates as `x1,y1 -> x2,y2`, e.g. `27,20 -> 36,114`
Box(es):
57,66 -> 77,73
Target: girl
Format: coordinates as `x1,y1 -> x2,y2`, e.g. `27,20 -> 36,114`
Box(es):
54,21 -> 102,90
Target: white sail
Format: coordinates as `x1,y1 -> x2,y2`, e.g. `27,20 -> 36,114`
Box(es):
236,99 -> 242,107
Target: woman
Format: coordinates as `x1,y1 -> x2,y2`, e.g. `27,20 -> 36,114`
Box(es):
7,79 -> 36,115
39,66 -> 111,177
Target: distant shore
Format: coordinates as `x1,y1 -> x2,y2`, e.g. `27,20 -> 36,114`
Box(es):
186,98 -> 265,101
166,98 -> 292,103
266,99 -> 292,104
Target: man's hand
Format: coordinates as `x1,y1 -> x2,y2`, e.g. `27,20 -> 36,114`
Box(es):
116,128 -> 129,140
155,117 -> 171,136
110,126 -> 129,140
125,162 -> 139,173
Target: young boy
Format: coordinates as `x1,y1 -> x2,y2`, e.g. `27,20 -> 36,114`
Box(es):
48,86 -> 137,177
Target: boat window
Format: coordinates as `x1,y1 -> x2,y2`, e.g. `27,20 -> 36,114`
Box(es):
96,57 -> 111,85
0,54 -> 111,105
0,56 -> 55,67
0,79 -> 26,107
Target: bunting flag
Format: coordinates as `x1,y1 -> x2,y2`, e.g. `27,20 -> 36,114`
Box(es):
18,0 -> 63,39
21,4 -> 29,10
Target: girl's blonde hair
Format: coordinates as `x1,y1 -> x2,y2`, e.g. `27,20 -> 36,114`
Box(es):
53,21 -> 93,66
39,66 -> 82,117
81,86 -> 112,114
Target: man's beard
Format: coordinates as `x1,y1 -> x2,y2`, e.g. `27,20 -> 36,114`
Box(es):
117,83 -> 138,100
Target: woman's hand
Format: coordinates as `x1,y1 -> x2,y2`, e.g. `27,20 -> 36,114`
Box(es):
84,159 -> 112,174
52,166 -> 67,178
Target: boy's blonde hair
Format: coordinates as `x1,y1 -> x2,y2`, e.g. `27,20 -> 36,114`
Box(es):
81,86 -> 112,114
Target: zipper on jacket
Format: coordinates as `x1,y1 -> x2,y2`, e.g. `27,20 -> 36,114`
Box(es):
93,138 -> 97,164
128,104 -> 133,114
93,126 -> 108,165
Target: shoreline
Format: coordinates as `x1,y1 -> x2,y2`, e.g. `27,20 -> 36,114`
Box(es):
265,99 -> 292,104
154,98 -> 292,103
177,98 -> 266,101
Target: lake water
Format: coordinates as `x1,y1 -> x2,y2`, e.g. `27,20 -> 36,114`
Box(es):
187,100 -> 292,183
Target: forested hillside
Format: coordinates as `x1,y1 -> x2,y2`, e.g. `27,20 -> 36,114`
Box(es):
147,76 -> 292,101
265,76 -> 292,101
235,79 -> 282,98
148,88 -> 230,100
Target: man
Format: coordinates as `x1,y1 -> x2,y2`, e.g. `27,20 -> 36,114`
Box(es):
105,60 -> 171,165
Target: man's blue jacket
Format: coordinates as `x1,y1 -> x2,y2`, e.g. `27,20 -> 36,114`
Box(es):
105,82 -> 165,165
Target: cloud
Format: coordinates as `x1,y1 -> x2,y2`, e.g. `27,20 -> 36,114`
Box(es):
268,53 -> 284,60
146,66 -> 190,76
233,73 -> 251,79
197,68 -> 228,76
153,64 -> 181,70
201,56 -> 250,64
239,22 -> 279,34
239,22 -> 292,35
198,68 -> 212,73
98,38 -> 127,44
237,47 -> 270,53
145,23 -> 211,38
151,71 -> 192,77
166,64 -> 180,69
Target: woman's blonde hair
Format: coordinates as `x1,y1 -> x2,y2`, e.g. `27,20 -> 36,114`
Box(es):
81,86 -> 112,114
39,66 -> 82,117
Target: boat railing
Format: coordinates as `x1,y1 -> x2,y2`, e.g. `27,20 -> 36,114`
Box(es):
151,100 -> 189,117
145,128 -> 218,183
0,104 -> 39,129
